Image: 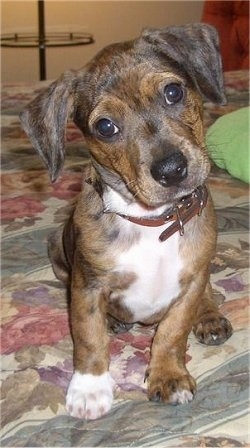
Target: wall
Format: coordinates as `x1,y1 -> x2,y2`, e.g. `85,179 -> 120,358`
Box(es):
1,0 -> 204,82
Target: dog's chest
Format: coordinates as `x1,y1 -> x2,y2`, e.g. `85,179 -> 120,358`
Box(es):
111,222 -> 183,322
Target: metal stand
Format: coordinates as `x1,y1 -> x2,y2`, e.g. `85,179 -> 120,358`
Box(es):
1,0 -> 94,80
38,0 -> 46,80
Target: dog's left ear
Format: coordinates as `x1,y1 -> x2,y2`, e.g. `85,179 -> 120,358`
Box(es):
141,23 -> 226,104
20,70 -> 76,182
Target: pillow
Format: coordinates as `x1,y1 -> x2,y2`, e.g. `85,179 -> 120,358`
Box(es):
206,107 -> 249,183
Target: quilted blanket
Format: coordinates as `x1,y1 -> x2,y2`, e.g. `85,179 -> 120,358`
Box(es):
1,70 -> 249,447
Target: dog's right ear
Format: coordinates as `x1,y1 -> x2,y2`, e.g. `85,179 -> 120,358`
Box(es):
140,24 -> 227,105
20,70 -> 76,182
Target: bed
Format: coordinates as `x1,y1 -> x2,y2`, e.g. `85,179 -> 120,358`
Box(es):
1,70 -> 249,447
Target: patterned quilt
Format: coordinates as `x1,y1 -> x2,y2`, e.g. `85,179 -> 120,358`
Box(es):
1,71 -> 249,447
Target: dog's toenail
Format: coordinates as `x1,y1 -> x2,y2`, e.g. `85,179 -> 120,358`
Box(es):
150,390 -> 162,402
144,371 -> 150,383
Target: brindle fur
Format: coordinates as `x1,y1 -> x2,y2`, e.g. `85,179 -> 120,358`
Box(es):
20,24 -> 232,412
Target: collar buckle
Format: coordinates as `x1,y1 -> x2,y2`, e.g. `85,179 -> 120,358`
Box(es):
176,206 -> 184,236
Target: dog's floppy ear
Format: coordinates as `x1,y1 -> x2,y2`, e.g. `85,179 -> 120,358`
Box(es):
141,23 -> 226,104
20,70 -> 76,182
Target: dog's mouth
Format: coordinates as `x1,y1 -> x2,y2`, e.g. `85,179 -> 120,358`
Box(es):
101,172 -> 208,221
127,167 -> 210,214
93,153 -> 210,218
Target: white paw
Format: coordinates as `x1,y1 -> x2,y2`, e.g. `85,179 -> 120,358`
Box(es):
66,371 -> 115,420
169,388 -> 194,404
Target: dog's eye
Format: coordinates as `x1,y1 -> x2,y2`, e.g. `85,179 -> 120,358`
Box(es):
164,83 -> 183,105
95,118 -> 119,138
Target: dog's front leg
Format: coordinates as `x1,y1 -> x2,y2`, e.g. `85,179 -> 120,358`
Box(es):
146,274 -> 208,404
66,264 -> 114,420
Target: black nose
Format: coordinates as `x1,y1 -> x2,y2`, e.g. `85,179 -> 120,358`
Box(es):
150,152 -> 188,187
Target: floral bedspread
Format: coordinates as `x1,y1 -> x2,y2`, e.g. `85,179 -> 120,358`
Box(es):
1,71 -> 249,447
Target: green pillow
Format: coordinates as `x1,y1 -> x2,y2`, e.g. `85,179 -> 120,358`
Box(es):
206,107 -> 249,183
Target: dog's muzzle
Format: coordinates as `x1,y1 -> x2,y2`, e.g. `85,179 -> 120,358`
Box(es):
150,151 -> 188,187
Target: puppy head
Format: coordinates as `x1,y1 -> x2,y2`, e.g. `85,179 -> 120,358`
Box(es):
20,24 -> 226,210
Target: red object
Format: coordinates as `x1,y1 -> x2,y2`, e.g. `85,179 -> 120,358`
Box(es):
202,1 -> 249,71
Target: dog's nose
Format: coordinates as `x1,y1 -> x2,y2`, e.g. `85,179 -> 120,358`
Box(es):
150,152 -> 188,187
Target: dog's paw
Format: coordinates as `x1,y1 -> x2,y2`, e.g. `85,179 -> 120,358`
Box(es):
147,371 -> 196,405
193,315 -> 233,345
66,371 -> 115,420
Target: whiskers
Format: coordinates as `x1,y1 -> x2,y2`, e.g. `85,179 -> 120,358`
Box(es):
124,178 -> 141,200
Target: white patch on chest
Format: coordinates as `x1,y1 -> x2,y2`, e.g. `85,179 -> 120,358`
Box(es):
111,220 -> 183,322
104,185 -> 184,321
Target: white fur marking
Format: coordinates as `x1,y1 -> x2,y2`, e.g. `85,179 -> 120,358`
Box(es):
112,220 -> 183,322
105,185 -> 183,321
103,186 -> 169,217
170,388 -> 194,404
66,371 -> 115,420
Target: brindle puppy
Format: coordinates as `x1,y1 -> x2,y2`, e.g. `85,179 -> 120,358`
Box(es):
20,24 -> 232,420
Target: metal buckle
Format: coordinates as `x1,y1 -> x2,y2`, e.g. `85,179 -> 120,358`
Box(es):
176,206 -> 184,236
195,186 -> 205,216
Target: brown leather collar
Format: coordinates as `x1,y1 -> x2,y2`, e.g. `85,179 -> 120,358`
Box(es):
119,185 -> 208,242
